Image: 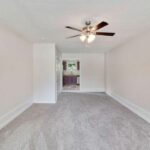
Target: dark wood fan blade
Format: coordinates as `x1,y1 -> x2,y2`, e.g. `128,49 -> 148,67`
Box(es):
66,26 -> 81,32
96,32 -> 115,36
67,34 -> 81,39
95,21 -> 108,30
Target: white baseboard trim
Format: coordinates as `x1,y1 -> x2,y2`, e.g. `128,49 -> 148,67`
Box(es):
61,89 -> 105,93
0,98 -> 33,130
34,100 -> 56,104
106,91 -> 150,124
80,90 -> 105,93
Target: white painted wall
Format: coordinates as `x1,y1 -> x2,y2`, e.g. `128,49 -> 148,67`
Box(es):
62,53 -> 105,92
106,31 -> 150,113
56,49 -> 62,97
0,25 -> 33,121
33,43 -> 57,103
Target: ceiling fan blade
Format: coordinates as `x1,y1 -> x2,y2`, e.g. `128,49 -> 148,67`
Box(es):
95,21 -> 108,30
66,26 -> 81,32
96,32 -> 115,36
67,34 -> 81,39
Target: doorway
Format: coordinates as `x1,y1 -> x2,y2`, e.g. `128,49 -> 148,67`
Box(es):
62,60 -> 80,91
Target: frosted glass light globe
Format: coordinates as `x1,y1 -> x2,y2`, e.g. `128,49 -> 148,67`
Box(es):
80,35 -> 86,42
87,34 -> 95,43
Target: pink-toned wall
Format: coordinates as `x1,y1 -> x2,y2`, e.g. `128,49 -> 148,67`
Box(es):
0,25 -> 33,119
106,31 -> 150,112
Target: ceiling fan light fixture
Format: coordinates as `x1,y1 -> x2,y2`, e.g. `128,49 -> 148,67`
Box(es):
66,21 -> 115,43
87,34 -> 96,43
80,34 -> 86,42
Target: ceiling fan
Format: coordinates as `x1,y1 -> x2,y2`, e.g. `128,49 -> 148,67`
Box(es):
66,21 -> 115,43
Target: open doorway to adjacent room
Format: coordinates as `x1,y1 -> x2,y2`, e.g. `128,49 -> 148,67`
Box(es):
62,60 -> 80,91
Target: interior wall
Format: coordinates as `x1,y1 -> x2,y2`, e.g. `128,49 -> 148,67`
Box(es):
33,43 -> 57,103
106,31 -> 150,112
0,25 -> 33,118
56,49 -> 62,97
62,53 -> 105,92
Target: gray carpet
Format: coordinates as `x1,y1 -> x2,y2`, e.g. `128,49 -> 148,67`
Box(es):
0,93 -> 150,150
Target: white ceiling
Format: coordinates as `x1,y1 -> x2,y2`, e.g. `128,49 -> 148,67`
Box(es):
0,0 -> 150,52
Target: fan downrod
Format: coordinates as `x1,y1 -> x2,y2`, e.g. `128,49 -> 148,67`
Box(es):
85,21 -> 91,26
